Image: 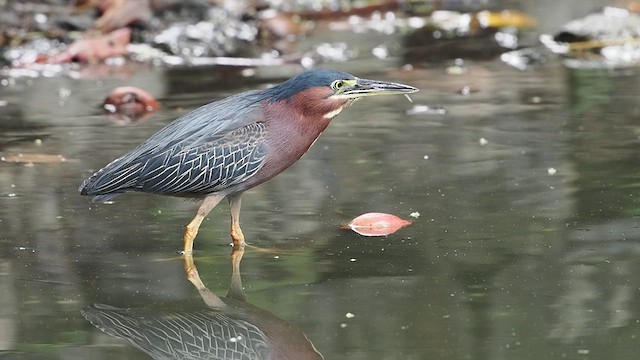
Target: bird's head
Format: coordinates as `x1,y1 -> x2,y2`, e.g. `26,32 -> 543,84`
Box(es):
265,69 -> 419,120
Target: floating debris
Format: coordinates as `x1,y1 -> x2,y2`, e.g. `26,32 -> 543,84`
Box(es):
341,212 -> 412,236
103,86 -> 160,124
500,47 -> 547,70
446,59 -> 468,75
14,246 -> 35,253
372,44 -> 389,59
457,85 -> 478,95
406,104 -> 447,116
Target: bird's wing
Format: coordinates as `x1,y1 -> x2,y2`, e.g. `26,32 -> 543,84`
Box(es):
135,122 -> 267,194
80,90 -> 269,197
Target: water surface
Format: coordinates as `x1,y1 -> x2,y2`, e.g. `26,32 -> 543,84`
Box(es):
2,2 -> 640,359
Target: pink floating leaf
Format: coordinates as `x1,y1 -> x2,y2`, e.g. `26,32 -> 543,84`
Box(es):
342,212 -> 412,236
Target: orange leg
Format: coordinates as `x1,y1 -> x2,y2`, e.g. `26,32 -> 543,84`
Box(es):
228,194 -> 245,246
183,194 -> 225,254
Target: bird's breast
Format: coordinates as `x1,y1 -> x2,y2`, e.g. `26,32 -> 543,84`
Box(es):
265,116 -> 328,164
245,104 -> 331,187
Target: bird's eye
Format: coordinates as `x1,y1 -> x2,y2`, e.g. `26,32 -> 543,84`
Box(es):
331,80 -> 344,91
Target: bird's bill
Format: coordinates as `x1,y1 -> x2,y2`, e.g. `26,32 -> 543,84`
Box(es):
334,78 -> 419,99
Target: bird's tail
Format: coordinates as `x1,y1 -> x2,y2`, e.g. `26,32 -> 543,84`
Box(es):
78,175 -> 123,202
79,158 -> 143,201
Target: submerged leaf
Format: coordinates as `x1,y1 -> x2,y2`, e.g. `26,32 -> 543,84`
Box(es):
343,212 -> 412,236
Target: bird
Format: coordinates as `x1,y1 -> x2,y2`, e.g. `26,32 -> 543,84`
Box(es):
79,68 -> 418,254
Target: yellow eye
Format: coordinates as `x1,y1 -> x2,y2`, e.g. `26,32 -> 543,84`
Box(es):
331,80 -> 344,91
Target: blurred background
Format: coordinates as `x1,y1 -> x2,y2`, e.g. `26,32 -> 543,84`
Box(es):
1,0 -> 640,359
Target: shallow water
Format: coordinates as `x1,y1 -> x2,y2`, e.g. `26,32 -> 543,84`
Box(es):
3,1 -> 640,359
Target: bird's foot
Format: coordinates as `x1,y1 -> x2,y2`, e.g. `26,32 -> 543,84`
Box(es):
230,227 -> 245,247
183,229 -> 198,255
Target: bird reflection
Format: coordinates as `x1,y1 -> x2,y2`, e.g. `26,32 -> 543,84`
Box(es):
82,245 -> 324,360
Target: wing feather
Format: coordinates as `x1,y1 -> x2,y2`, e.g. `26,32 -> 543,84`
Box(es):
80,91 -> 269,199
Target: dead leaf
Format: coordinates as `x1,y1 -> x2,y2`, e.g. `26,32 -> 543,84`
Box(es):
45,28 -> 131,64
342,212 -> 412,236
103,86 -> 160,124
476,10 -> 537,29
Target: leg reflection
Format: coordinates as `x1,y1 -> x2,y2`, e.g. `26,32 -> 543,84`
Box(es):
183,252 -> 225,309
228,243 -> 247,302
184,243 -> 247,307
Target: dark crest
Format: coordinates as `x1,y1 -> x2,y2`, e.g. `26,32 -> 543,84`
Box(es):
265,69 -> 355,102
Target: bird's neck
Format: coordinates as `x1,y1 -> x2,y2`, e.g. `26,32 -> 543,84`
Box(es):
265,99 -> 332,141
265,100 -> 331,158
249,100 -> 334,187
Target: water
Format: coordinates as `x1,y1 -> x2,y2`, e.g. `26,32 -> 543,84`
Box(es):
2,1 -> 640,359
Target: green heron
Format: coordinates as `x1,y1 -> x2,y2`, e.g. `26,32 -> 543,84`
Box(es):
79,68 -> 418,253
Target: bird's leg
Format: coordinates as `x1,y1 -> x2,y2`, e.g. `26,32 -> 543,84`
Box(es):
183,194 -> 225,254
228,194 -> 245,246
